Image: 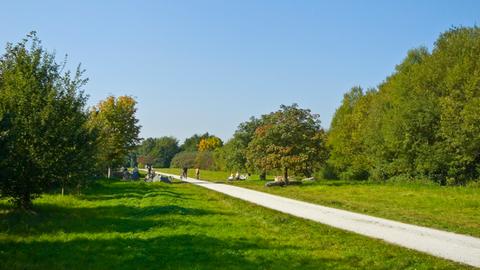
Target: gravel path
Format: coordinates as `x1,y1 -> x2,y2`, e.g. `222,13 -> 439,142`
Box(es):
156,170 -> 480,268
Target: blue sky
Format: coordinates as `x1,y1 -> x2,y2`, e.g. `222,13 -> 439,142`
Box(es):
1,1 -> 479,142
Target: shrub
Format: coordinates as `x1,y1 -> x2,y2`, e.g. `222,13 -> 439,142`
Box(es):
171,152 -> 197,168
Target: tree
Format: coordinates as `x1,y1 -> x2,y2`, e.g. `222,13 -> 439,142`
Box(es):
327,87 -> 375,180
247,104 -> 328,184
88,95 -> 141,178
229,117 -> 262,170
136,137 -> 157,166
171,152 -> 197,168
137,136 -> 180,168
217,117 -> 265,177
180,133 -> 211,152
194,151 -> 216,169
198,136 -> 223,152
0,33 -> 96,209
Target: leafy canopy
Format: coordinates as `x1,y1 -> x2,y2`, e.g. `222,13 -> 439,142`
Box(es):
0,32 -> 96,208
247,104 -> 328,182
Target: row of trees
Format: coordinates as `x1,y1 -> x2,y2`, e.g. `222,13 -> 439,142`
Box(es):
328,26 -> 480,185
139,104 -> 328,185
136,132 -> 224,169
142,26 -> 480,186
0,33 -> 141,209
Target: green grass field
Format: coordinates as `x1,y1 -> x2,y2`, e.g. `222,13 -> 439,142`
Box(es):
159,168 -> 480,238
0,179 -> 473,269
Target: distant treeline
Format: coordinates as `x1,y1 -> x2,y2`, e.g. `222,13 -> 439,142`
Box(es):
138,26 -> 480,185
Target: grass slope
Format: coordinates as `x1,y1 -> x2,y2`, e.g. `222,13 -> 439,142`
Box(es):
0,179 -> 473,269
159,168 -> 480,238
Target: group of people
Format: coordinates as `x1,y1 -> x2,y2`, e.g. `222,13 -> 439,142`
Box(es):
120,166 -> 140,180
180,167 -> 201,180
145,164 -> 155,181
228,172 -> 249,181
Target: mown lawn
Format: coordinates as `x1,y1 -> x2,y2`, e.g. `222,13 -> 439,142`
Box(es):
159,168 -> 480,238
0,179 -> 472,269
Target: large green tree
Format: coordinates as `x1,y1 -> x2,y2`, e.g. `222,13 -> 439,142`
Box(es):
247,104 -> 328,184
88,95 -> 141,178
327,86 -> 376,180
0,33 -> 96,209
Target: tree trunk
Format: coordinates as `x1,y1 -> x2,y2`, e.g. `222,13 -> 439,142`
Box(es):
17,193 -> 33,210
284,167 -> 289,185
108,167 -> 111,179
61,187 -> 64,196
260,171 -> 266,180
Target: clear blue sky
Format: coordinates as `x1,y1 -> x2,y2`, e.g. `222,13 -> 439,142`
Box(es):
1,1 -> 479,142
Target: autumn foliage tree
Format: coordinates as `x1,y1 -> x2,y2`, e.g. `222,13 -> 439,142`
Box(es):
198,136 -> 223,152
247,104 -> 328,184
88,95 -> 141,178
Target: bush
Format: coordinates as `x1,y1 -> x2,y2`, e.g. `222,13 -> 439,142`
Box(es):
171,152 -> 197,168
195,151 -> 216,170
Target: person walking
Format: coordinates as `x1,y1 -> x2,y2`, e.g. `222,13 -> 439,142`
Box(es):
195,168 -> 200,179
181,167 -> 188,179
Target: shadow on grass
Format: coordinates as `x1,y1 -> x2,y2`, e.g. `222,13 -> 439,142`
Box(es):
79,181 -> 192,201
0,181 -> 225,236
0,234 -> 344,270
0,203 -> 223,236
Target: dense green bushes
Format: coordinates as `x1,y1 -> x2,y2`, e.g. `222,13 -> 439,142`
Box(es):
328,26 -> 480,185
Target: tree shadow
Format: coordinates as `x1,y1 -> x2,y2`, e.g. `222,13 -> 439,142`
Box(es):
0,203 -> 227,236
0,234 -> 345,270
79,181 -> 192,201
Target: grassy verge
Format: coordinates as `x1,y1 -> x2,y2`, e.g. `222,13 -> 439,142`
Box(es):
158,168 -> 480,238
0,179 -> 472,269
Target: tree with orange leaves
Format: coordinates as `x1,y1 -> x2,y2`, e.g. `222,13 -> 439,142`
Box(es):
246,104 -> 327,184
88,95 -> 141,178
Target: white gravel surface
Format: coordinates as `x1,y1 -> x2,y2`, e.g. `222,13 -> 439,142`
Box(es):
156,170 -> 480,268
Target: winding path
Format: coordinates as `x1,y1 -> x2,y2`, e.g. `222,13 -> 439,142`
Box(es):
155,170 -> 480,268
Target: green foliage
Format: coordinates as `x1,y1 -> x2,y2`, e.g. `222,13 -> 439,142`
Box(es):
247,104 -> 328,182
170,151 -> 197,168
170,151 -> 218,170
328,26 -> 480,185
222,117 -> 262,172
0,32 -> 96,208
88,95 -> 141,174
194,151 -> 216,169
137,136 -> 180,168
172,133 -> 224,170
180,133 -> 211,152
327,87 -> 375,180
